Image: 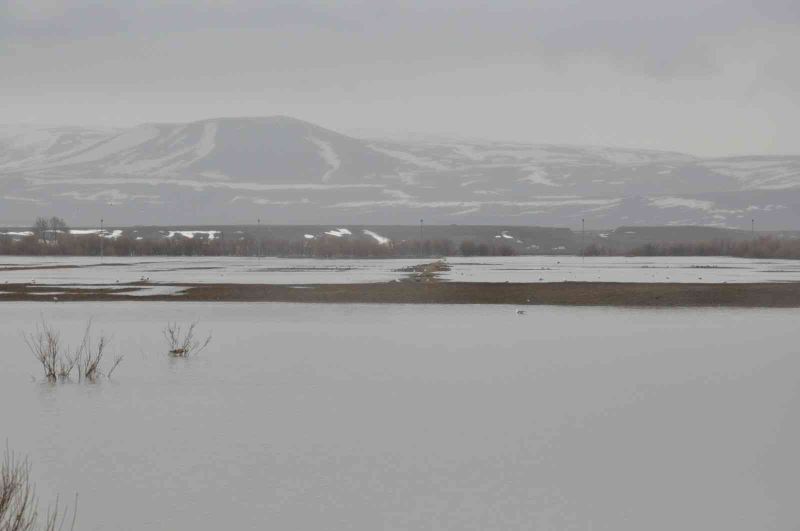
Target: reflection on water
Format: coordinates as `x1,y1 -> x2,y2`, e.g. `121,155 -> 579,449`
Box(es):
1,302 -> 799,530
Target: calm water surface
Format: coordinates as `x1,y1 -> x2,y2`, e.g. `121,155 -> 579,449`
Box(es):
1,302 -> 798,530
2,255 -> 800,285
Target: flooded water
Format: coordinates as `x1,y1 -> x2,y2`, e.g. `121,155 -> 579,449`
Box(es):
1,302 -> 799,530
1,255 -> 800,288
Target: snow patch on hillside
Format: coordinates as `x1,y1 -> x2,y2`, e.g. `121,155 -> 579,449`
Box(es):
368,144 -> 449,170
195,122 -> 218,159
325,228 -> 352,237
54,126 -> 160,166
60,189 -> 160,203
649,197 -> 716,211
363,230 -> 390,244
68,229 -> 123,239
702,159 -> 800,190
164,230 -> 220,240
308,136 -> 341,183
520,167 -> 558,186
2,195 -> 46,204
25,176 -> 385,192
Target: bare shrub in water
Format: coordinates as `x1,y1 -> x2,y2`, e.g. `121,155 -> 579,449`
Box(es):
73,323 -> 123,382
23,319 -> 122,383
24,319 -> 74,382
0,445 -> 76,531
163,322 -> 211,357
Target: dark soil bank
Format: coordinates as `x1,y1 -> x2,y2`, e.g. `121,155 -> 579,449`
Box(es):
3,281 -> 800,307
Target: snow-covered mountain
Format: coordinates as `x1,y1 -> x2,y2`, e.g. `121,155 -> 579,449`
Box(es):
1,116 -> 799,228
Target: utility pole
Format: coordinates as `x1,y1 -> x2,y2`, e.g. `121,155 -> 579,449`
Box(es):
581,218 -> 585,259
751,218 -> 755,239
100,218 -> 104,261
419,218 -> 424,257
257,217 -> 261,257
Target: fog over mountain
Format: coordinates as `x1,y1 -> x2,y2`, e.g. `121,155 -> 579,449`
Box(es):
1,116 -> 799,228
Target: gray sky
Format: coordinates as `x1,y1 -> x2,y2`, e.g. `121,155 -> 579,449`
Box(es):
1,0 -> 798,157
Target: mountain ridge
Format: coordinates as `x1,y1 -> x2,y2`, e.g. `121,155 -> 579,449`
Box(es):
1,116 -> 799,228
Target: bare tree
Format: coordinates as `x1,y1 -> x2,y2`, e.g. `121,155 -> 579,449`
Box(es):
47,218 -> 67,232
31,218 -> 49,244
47,218 -> 68,243
163,322 -> 211,357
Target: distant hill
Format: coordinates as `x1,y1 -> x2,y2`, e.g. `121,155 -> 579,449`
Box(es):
1,116 -> 799,228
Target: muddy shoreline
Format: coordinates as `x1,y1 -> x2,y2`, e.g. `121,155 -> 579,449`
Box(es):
2,281 -> 800,307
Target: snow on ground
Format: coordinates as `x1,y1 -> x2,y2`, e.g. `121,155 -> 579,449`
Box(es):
324,228 -> 352,237
363,230 -> 390,245
123,285 -> 186,297
68,229 -> 123,239
164,230 -> 220,240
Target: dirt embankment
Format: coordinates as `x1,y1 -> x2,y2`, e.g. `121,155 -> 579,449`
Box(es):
177,281 -> 800,307
3,281 -> 800,307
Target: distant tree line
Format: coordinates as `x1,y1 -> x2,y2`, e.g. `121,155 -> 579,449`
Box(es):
0,220 -> 520,257
32,216 -> 69,243
584,236 -> 800,259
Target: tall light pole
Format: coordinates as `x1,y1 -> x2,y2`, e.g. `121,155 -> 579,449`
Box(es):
257,217 -> 261,258
751,218 -> 755,240
419,218 -> 424,257
100,218 -> 104,261
581,218 -> 585,259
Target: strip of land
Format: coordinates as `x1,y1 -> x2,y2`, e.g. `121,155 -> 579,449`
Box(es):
2,281 -> 800,307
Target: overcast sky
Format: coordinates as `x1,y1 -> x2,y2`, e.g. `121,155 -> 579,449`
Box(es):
1,0 -> 798,157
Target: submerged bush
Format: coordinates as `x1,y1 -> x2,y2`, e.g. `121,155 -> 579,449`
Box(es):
163,322 -> 211,357
24,319 -> 122,383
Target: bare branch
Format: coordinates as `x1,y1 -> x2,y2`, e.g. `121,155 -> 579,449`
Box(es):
163,321 -> 212,357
